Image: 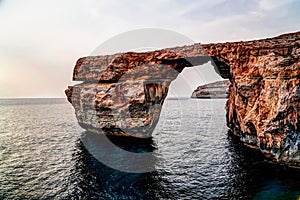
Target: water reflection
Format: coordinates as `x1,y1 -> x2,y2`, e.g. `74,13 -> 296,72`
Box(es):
68,134 -> 175,199
67,131 -> 300,199
80,131 -> 159,173
226,131 -> 300,199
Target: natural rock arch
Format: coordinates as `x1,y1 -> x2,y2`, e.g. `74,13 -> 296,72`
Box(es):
66,31 -> 300,167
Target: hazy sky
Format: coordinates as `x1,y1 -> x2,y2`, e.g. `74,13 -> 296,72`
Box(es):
0,0 -> 299,98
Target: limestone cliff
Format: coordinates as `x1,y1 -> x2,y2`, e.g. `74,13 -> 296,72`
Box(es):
66,31 -> 300,166
191,80 -> 230,98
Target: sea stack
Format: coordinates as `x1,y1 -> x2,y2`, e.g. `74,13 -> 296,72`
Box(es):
66,31 -> 300,167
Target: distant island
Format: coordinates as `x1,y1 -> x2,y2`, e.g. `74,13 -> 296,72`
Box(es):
191,80 -> 230,99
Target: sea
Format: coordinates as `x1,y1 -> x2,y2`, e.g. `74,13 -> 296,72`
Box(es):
0,98 -> 299,199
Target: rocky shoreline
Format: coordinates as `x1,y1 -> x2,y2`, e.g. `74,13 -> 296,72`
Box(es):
191,80 -> 230,98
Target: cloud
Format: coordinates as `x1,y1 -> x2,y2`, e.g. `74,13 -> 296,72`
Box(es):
259,0 -> 298,10
0,0 -> 299,97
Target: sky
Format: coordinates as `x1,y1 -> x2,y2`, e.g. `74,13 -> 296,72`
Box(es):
0,0 -> 299,98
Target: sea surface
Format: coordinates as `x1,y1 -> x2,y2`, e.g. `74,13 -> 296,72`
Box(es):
0,98 -> 299,199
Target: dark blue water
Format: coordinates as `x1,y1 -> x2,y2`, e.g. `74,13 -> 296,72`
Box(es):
0,98 -> 299,199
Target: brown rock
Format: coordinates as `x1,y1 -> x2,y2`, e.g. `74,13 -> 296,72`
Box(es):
66,31 -> 300,167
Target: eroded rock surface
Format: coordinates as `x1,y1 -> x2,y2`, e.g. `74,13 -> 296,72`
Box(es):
67,81 -> 169,137
225,33 -> 300,166
66,31 -> 300,166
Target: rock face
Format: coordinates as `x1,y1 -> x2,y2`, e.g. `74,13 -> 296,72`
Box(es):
66,31 -> 300,166
225,33 -> 300,166
67,81 -> 169,137
191,80 -> 230,98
